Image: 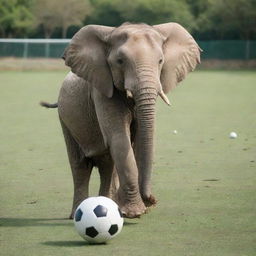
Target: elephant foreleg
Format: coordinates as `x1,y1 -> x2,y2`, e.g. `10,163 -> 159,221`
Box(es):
109,136 -> 146,218
93,90 -> 146,218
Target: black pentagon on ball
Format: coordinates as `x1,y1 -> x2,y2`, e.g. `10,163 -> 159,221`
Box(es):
86,226 -> 99,238
74,208 -> 83,222
93,205 -> 108,217
108,224 -> 118,236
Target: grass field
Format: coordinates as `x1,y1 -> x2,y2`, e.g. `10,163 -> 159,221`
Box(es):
0,70 -> 256,256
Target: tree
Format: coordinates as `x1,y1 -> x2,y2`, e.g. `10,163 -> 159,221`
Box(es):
1,0 -> 255,39
194,0 -> 256,39
85,0 -> 125,26
33,0 -> 92,38
56,0 -> 92,38
13,4 -> 35,36
117,0 -> 195,30
0,0 -> 35,37
86,0 -> 196,31
33,0 -> 61,38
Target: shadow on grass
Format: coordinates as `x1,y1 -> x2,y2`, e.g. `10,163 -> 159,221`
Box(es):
0,218 -> 138,228
0,217 -> 72,227
42,240 -> 108,247
123,221 -> 138,226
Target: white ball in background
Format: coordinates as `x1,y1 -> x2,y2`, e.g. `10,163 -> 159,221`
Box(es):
173,130 -> 178,134
229,132 -> 238,139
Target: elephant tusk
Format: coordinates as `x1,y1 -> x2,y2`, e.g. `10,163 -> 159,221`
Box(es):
159,90 -> 170,106
126,90 -> 133,98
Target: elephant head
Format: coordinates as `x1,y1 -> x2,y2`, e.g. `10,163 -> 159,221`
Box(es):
63,22 -> 201,201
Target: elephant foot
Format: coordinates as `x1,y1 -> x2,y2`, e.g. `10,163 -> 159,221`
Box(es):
143,194 -> 157,208
120,201 -> 146,218
69,207 -> 77,219
69,199 -> 84,219
116,189 -> 146,218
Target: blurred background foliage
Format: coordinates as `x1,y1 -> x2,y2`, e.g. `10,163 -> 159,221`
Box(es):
0,0 -> 255,40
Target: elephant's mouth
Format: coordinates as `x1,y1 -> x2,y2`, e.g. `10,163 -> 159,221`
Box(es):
126,88 -> 170,106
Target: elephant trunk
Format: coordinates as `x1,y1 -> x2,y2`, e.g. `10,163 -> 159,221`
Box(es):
134,86 -> 157,199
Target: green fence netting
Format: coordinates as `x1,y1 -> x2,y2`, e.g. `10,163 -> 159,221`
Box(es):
0,39 -> 69,58
0,40 -> 255,59
198,40 -> 256,60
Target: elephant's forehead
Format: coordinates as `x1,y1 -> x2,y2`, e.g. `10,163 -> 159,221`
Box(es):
110,24 -> 163,43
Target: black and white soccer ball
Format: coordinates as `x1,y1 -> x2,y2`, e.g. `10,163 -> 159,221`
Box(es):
74,196 -> 123,244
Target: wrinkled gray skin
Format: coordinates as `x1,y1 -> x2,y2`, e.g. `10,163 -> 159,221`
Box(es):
44,22 -> 200,218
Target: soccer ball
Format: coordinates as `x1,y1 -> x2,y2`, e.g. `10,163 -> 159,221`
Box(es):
74,196 -> 124,244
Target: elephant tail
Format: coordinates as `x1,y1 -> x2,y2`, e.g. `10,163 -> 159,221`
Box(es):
40,101 -> 58,108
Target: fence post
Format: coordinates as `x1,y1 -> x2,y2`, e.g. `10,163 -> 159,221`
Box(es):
45,42 -> 50,58
245,40 -> 250,60
23,42 -> 28,58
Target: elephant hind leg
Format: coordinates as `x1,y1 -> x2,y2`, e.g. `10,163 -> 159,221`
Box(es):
60,119 -> 93,219
109,167 -> 120,202
94,154 -> 119,199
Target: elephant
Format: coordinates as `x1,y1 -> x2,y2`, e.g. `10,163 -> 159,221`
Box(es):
41,22 -> 201,219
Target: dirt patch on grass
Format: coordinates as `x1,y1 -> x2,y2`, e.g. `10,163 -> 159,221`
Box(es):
0,57 -> 255,71
200,59 -> 256,70
0,57 -> 68,71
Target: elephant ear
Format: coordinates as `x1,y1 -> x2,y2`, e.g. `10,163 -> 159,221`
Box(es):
63,25 -> 115,98
154,23 -> 201,94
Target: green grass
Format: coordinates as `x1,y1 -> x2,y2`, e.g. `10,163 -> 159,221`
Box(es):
0,71 -> 256,256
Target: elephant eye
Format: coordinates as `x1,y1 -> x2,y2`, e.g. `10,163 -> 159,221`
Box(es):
117,58 -> 124,65
159,59 -> 163,64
